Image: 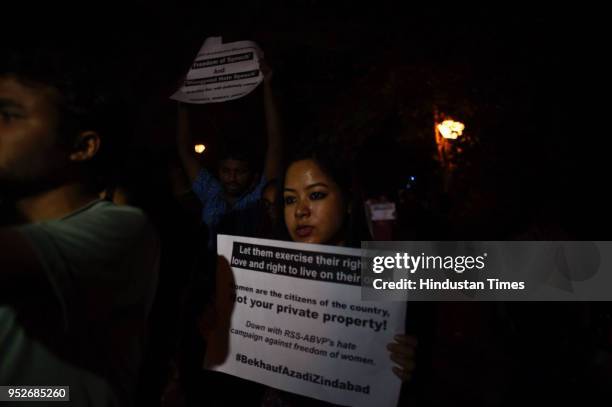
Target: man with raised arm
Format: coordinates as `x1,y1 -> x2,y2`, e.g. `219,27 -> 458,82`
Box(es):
176,61 -> 283,249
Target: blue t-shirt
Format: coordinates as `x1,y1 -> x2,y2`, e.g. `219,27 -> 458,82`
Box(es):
192,169 -> 266,248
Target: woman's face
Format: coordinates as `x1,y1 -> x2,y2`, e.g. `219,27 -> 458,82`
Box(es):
283,159 -> 347,245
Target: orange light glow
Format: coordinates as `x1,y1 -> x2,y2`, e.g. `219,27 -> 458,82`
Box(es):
437,120 -> 465,140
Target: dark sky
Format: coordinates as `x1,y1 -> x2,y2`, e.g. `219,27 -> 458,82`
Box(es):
2,3 -> 601,237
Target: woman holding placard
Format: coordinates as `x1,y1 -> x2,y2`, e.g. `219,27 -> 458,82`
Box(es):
257,145 -> 417,405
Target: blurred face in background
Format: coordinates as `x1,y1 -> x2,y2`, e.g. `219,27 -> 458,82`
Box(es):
283,159 -> 347,246
219,158 -> 253,198
0,75 -> 67,197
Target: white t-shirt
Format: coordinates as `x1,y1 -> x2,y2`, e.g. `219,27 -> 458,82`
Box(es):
0,200 -> 160,406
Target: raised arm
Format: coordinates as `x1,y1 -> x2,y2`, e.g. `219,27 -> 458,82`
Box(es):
176,103 -> 203,184
261,61 -> 283,181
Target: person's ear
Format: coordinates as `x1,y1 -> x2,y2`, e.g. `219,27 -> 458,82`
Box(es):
69,131 -> 101,162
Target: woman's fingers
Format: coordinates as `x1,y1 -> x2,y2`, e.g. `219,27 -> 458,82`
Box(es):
393,334 -> 418,346
386,342 -> 416,357
388,334 -> 417,382
392,366 -> 413,382
389,353 -> 415,370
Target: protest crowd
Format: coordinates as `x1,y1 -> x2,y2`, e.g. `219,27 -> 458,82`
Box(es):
0,4 -> 607,407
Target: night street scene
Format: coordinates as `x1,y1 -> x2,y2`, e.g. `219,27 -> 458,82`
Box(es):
0,3 -> 606,407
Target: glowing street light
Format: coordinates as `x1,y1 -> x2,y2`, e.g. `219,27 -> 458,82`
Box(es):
437,120 -> 465,140
194,144 -> 206,154
433,107 -> 466,192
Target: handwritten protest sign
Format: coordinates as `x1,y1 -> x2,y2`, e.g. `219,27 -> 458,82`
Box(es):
171,37 -> 263,104
209,235 -> 406,407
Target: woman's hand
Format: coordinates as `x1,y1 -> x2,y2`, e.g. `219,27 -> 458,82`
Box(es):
387,334 -> 418,382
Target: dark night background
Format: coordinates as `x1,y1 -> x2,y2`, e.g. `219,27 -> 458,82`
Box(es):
6,2 -> 601,239
2,3 -> 608,406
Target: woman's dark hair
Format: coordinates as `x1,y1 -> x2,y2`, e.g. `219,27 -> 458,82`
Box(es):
282,142 -> 371,247
262,177 -> 282,194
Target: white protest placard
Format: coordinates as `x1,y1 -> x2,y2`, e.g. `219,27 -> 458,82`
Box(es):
367,202 -> 397,221
171,37 -> 263,104
209,235 -> 406,407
